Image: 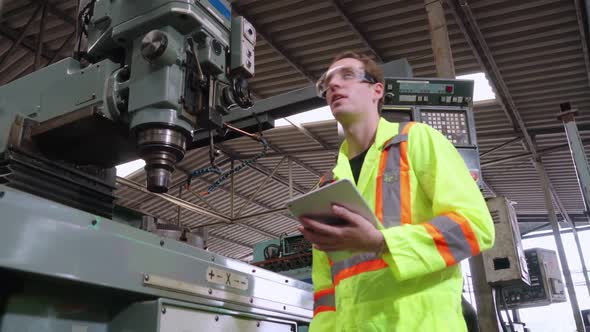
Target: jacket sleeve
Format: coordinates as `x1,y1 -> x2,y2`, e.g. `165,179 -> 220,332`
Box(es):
308,248 -> 336,332
380,123 -> 495,281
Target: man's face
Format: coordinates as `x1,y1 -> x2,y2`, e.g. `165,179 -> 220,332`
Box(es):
323,58 -> 383,122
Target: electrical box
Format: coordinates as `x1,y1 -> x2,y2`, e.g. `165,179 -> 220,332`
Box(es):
501,248 -> 567,309
231,16 -> 256,77
251,235 -> 312,284
482,197 -> 530,286
282,234 -> 312,257
252,234 -> 311,262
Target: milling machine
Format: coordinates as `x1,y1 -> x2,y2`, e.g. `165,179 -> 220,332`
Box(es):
0,1 -> 312,331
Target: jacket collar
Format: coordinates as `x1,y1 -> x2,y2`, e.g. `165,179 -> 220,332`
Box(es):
334,118 -> 400,191
338,118 -> 399,159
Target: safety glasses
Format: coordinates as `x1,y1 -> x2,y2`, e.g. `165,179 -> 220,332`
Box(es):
315,65 -> 377,98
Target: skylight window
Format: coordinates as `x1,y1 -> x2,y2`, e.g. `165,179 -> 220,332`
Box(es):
457,72 -> 496,102
115,159 -> 146,177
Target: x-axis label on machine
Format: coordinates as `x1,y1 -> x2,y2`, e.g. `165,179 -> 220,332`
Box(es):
207,266 -> 249,291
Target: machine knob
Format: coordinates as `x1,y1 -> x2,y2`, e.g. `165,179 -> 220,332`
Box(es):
141,30 -> 169,63
384,92 -> 395,105
227,76 -> 253,109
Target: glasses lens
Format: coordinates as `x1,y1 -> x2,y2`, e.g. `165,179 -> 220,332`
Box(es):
316,66 -> 366,98
315,71 -> 328,98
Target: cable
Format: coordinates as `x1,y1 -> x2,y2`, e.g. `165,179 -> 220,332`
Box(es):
494,286 -> 509,332
200,121 -> 268,194
224,122 -> 262,141
205,137 -> 267,194
499,287 -> 515,332
76,0 -> 97,61
185,166 -> 223,189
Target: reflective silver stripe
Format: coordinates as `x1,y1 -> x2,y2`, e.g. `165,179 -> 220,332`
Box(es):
314,293 -> 335,310
431,215 -> 473,263
382,143 -> 401,228
384,134 -> 408,148
331,252 -> 378,279
381,122 -> 410,228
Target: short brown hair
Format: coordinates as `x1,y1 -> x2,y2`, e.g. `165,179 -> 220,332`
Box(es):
331,51 -> 384,110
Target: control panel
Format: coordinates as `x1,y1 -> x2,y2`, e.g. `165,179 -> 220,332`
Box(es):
384,78 -> 474,107
381,77 -> 481,185
421,110 -> 470,146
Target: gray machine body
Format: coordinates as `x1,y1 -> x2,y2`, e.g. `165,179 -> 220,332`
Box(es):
0,185 -> 312,331
0,0 -> 261,194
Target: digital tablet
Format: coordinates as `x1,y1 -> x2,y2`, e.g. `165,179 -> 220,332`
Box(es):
286,179 -> 380,228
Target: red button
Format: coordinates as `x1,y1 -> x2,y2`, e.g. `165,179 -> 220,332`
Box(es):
446,85 -> 453,93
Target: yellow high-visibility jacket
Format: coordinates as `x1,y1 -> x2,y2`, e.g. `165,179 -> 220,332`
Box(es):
310,118 -> 494,332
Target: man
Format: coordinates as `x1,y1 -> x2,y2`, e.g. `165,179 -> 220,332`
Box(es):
298,51 -> 494,331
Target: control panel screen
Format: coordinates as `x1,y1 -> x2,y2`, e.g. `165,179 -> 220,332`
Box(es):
384,77 -> 474,106
421,110 -> 470,146
399,81 -> 454,94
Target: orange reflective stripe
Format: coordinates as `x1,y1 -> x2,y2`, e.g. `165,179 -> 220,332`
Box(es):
314,287 -> 334,301
401,122 -> 416,135
424,223 -> 456,266
448,212 -> 480,255
333,258 -> 388,286
375,144 -> 391,225
400,122 -> 416,225
314,305 -> 336,316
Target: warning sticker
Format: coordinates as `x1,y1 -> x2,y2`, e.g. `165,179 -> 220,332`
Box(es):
206,266 -> 249,291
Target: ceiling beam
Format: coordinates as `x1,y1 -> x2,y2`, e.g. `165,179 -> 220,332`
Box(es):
446,0 -> 518,130
181,187 -> 277,239
235,148 -> 338,159
216,144 -> 309,193
522,225 -> 590,240
479,137 -> 522,159
0,3 -> 36,24
0,23 -> 56,61
208,232 -> 253,254
0,4 -> 44,69
34,2 -> 48,71
31,0 -> 76,26
284,118 -> 335,152
264,139 -> 323,178
481,137 -> 590,168
128,162 -> 284,217
477,121 -> 590,139
150,168 -> 285,239
328,0 -> 384,62
232,4 -> 316,83
219,139 -> 322,181
48,31 -> 75,64
120,175 -> 280,240
116,203 -> 253,256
